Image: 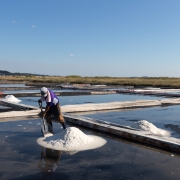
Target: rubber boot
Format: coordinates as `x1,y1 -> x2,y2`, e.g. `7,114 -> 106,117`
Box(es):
61,122 -> 67,129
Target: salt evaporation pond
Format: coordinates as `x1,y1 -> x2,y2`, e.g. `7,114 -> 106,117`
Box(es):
14,93 -> 165,107
2,89 -> 83,94
1,94 -> 179,139
2,87 -> 180,179
0,105 -> 10,110
80,105 -> 180,139
0,84 -> 28,87
1,118 -> 180,179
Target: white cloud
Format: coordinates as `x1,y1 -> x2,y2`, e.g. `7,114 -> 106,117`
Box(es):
70,54 -> 74,57
31,25 -> 37,28
12,20 -> 16,23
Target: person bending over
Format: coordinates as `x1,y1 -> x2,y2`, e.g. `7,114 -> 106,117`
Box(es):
38,87 -> 66,129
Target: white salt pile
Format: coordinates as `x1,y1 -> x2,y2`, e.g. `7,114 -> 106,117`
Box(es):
3,95 -> 21,103
132,120 -> 171,137
47,127 -> 93,149
37,127 -> 107,152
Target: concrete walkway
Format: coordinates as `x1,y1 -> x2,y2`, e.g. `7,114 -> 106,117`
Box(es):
0,91 -> 116,97
1,98 -> 180,117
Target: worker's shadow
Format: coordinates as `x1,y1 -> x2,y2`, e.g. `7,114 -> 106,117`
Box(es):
38,147 -> 62,173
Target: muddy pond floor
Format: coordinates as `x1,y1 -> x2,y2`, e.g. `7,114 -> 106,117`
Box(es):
1,118 -> 180,180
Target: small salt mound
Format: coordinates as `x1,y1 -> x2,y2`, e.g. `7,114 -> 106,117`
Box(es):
132,120 -> 171,137
46,127 -> 93,149
3,95 -> 21,103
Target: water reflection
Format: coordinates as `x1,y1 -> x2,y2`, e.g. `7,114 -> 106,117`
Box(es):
37,147 -> 79,173
38,147 -> 62,173
1,119 -> 180,180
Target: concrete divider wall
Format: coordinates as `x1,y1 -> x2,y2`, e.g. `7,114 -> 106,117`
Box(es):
63,113 -> 180,153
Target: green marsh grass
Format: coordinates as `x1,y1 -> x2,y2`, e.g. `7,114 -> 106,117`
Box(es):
1,76 -> 180,88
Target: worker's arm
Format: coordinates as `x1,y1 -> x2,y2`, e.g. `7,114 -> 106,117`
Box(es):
42,105 -> 50,118
38,99 -> 42,103
38,99 -> 42,107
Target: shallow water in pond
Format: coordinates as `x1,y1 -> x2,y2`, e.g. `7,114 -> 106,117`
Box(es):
2,89 -> 84,94
0,84 -> 28,87
79,105 -> 180,138
12,93 -> 165,108
1,118 -> 180,180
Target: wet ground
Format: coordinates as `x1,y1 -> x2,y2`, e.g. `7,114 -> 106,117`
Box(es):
1,118 -> 180,180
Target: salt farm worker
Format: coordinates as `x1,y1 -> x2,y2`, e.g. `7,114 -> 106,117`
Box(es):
38,87 -> 66,129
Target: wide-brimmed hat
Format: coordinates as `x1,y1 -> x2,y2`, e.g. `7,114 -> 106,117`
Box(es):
40,87 -> 48,97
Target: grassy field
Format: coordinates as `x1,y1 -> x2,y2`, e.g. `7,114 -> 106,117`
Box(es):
1,75 -> 180,88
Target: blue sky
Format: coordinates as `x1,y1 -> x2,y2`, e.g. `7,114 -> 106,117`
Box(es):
1,0 -> 180,77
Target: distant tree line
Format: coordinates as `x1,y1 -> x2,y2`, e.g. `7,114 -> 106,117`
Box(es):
0,70 -> 46,76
